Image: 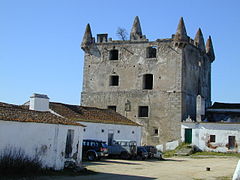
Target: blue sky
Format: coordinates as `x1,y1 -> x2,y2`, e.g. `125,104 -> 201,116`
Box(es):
0,0 -> 240,105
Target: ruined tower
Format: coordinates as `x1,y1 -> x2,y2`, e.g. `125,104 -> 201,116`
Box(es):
80,17 -> 215,146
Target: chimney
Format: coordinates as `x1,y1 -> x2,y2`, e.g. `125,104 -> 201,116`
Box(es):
29,93 -> 49,112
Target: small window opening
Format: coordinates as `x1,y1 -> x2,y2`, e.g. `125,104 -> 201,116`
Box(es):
108,106 -> 116,111
154,128 -> 159,136
109,49 -> 118,60
143,74 -> 153,90
101,129 -> 104,133
117,130 -> 120,134
228,136 -> 236,149
110,75 -> 119,86
132,131 -> 135,134
146,46 -> 157,58
83,128 -> 86,132
138,106 -> 149,117
65,129 -> 74,158
210,135 -> 215,142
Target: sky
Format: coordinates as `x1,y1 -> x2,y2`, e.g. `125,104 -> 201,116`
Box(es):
0,0 -> 240,105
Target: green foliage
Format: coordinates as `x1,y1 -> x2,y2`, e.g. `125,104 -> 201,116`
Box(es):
163,143 -> 190,157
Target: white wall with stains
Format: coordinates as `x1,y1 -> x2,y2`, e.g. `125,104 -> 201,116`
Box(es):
182,122 -> 240,153
80,122 -> 142,145
0,120 -> 83,170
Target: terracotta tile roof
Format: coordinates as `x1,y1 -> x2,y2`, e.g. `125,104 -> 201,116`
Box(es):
0,102 -> 84,126
49,102 -> 141,126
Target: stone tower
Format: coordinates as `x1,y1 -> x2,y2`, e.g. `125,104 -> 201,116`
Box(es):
80,17 -> 215,146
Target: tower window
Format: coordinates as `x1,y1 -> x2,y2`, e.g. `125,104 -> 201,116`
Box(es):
146,46 -> 157,58
154,128 -> 159,136
110,75 -> 119,86
143,74 -> 153,90
138,106 -> 149,117
109,49 -> 118,60
108,106 -> 116,111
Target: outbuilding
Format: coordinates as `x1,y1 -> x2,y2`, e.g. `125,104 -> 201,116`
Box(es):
0,94 -> 85,170
49,102 -> 142,145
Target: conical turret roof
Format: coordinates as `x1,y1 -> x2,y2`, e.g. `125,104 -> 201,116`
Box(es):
194,28 -> 205,52
174,17 -> 188,41
130,16 -> 143,40
81,23 -> 93,50
206,36 -> 215,61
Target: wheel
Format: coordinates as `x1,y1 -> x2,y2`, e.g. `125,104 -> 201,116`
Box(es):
87,152 -> 96,161
120,152 -> 130,160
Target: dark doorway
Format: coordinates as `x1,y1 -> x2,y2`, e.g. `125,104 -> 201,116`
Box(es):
184,129 -> 192,144
108,132 -> 114,146
228,136 -> 236,149
65,129 -> 74,158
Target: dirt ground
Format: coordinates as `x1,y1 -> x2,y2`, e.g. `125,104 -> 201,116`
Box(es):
38,156 -> 239,180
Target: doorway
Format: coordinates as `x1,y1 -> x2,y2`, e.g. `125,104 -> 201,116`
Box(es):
185,129 -> 192,144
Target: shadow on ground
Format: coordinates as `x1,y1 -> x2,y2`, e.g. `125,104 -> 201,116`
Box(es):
36,172 -> 156,180
83,159 -> 141,166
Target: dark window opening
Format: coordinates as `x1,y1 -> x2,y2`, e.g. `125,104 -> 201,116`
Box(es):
110,75 -> 119,86
83,128 -> 86,132
109,49 -> 118,60
138,106 -> 149,117
143,74 -> 153,90
228,136 -> 236,149
117,130 -> 120,133
132,131 -> 135,134
108,106 -> 116,111
154,128 -> 159,136
101,129 -> 104,133
65,129 -> 74,158
210,135 -> 215,142
146,46 -> 157,58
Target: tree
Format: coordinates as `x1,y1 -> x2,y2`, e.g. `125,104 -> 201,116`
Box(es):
116,27 -> 128,41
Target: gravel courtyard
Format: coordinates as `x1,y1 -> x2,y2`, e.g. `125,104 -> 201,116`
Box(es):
39,156 -> 239,180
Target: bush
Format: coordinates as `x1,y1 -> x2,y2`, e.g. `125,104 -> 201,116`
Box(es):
0,147 -> 43,176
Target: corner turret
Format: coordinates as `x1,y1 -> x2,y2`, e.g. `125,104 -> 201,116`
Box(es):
194,28 -> 205,53
81,24 -> 94,51
130,16 -> 146,41
174,17 -> 189,42
206,36 -> 215,62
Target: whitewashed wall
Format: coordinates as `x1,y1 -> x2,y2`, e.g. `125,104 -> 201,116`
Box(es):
80,122 -> 142,145
0,120 -> 83,170
182,122 -> 240,153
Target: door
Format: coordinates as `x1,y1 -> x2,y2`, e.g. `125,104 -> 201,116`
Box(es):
228,136 -> 236,149
185,129 -> 192,144
108,131 -> 114,146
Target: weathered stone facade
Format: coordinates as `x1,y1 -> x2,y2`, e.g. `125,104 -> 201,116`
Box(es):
80,17 -> 215,146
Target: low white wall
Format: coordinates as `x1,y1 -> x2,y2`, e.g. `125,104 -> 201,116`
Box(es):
80,122 -> 142,145
182,122 -> 240,153
166,140 -> 179,151
0,120 -> 83,170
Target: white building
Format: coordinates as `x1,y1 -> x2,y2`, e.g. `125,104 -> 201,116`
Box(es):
0,95 -> 85,170
49,102 -> 142,145
181,122 -> 240,153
